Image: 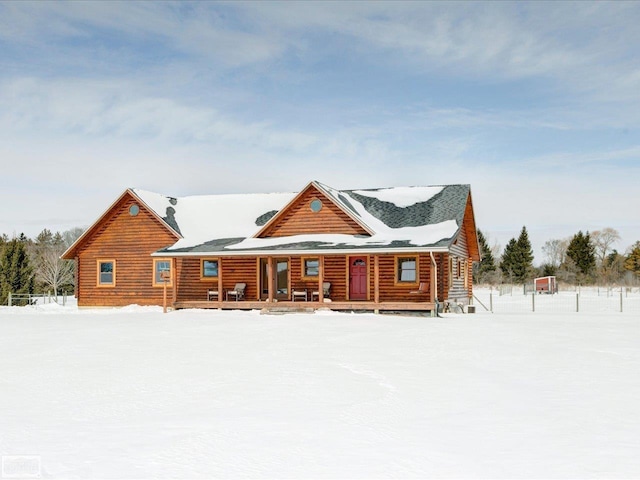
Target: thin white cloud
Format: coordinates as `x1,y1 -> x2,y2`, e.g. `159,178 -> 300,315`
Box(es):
0,77 -> 319,151
2,1 -> 639,124
0,2 -> 285,67
230,1 -> 640,108
3,1 -> 638,91
514,147 -> 640,170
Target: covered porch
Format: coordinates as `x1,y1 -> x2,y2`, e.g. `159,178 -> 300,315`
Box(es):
172,252 -> 440,310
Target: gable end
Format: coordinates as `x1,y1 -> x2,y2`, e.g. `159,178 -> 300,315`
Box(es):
62,189 -> 181,259
255,182 -> 372,238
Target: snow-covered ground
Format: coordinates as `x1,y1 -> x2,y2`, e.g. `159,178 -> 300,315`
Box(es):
1,298 -> 639,478
474,286 -> 640,314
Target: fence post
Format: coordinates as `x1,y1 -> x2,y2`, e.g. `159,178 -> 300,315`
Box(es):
576,292 -> 579,313
8,292 -> 11,307
620,290 -> 623,313
532,292 -> 535,312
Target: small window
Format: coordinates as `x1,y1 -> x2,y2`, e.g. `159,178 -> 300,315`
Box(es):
153,259 -> 172,287
310,198 -> 323,212
129,204 -> 139,216
303,258 -> 319,278
396,257 -> 417,283
97,260 -> 115,286
201,259 -> 219,279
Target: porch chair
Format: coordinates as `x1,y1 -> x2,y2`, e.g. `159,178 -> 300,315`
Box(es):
410,282 -> 429,295
292,288 -> 308,302
311,282 -> 331,301
207,289 -> 219,301
226,283 -> 246,301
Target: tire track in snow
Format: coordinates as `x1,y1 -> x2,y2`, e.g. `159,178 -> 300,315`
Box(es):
336,363 -> 404,433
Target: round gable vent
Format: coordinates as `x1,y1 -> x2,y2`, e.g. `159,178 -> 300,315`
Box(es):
310,198 -> 323,212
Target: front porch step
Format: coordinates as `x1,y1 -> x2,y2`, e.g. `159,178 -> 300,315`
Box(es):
260,306 -> 316,315
173,300 -> 435,312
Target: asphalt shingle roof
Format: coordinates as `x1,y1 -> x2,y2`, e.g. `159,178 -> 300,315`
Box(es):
144,182 -> 471,255
344,184 -> 469,229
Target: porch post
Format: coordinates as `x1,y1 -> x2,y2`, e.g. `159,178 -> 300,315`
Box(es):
373,255 -> 380,303
218,257 -> 223,304
267,256 -> 274,302
172,258 -> 178,303
429,252 -> 437,304
374,254 -> 380,313
318,255 -> 325,303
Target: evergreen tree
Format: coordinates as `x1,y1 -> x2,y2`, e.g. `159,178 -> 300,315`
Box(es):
500,238 -> 518,282
515,226 -> 534,280
473,229 -> 497,284
500,227 -> 534,284
565,231 -> 596,283
541,263 -> 556,277
0,235 -> 35,305
625,242 -> 640,278
601,249 -> 626,284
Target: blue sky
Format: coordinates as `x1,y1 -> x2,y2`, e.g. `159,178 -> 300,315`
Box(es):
1,1 -> 638,263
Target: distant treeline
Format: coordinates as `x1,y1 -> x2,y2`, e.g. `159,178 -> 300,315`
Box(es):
0,228 -> 84,305
475,227 -> 640,286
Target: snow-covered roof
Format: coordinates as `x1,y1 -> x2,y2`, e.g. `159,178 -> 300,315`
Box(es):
351,185 -> 444,208
132,189 -> 296,250
130,181 -> 471,256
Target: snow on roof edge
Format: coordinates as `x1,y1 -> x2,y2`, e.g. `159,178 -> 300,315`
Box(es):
128,183 -> 470,253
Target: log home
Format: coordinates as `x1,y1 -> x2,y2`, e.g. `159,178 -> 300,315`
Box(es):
63,181 -> 480,312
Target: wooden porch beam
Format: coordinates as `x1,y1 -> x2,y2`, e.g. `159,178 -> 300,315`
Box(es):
374,255 -> 380,311
172,258 -> 178,303
219,257 -> 224,303
429,252 -> 436,304
374,255 -> 380,303
318,255 -> 324,303
267,256 -> 274,303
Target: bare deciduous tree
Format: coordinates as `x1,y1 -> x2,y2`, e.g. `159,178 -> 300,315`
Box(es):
36,243 -> 74,296
591,228 -> 621,266
542,238 -> 568,268
31,229 -> 79,296
63,227 -> 85,248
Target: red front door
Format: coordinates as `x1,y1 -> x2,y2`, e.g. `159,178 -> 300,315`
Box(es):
349,257 -> 367,300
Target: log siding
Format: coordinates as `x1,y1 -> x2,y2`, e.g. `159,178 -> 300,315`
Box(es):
75,193 -> 179,307
447,222 -> 472,304
258,185 -> 369,238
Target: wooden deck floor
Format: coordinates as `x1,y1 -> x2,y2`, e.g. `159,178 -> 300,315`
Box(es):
173,299 -> 435,313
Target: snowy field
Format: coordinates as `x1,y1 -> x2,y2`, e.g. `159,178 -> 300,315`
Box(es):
474,286 -> 640,315
1,299 -> 639,478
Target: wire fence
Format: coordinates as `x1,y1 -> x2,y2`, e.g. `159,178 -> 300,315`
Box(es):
474,287 -> 640,314
7,292 -> 69,307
